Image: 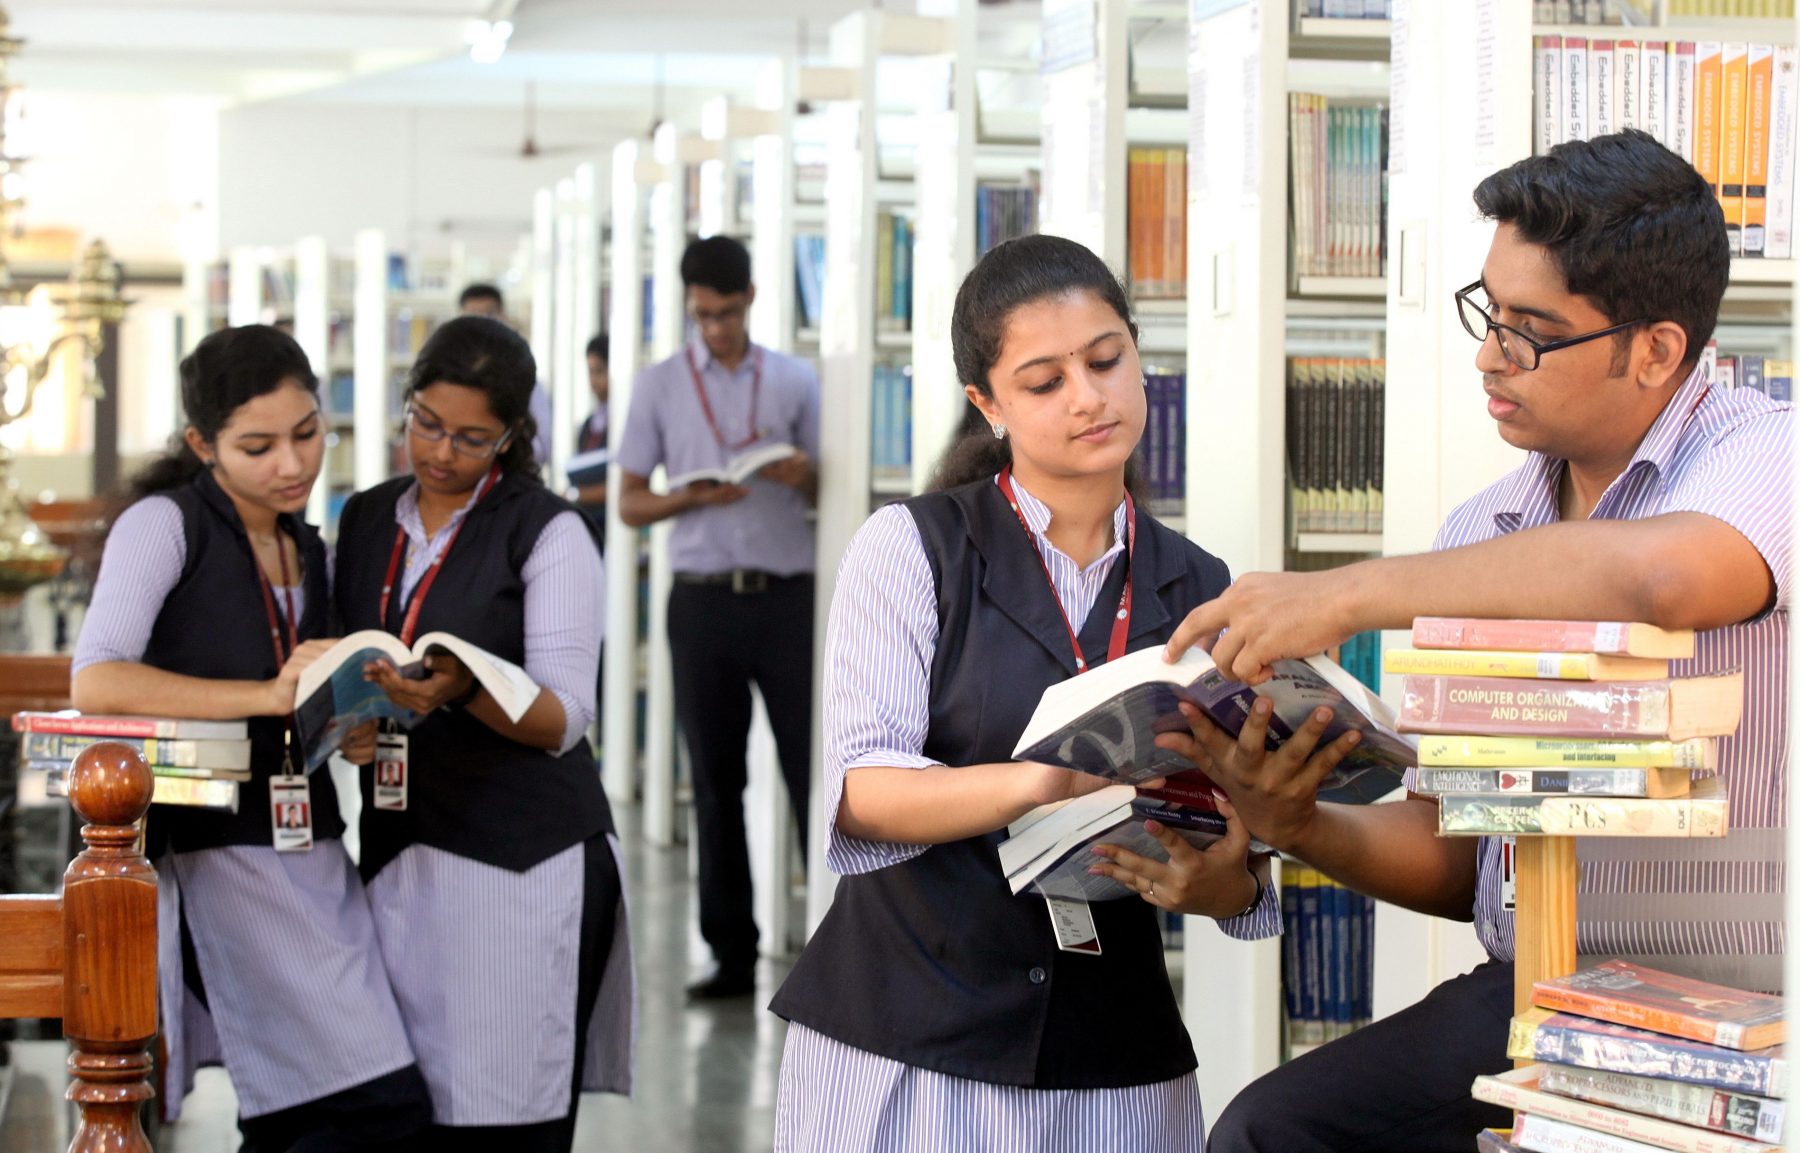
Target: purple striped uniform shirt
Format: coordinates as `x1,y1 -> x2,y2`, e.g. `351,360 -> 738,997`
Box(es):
1414,364 -> 1791,993
615,334 -> 821,575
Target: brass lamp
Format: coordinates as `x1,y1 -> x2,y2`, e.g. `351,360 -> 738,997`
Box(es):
0,5 -> 129,601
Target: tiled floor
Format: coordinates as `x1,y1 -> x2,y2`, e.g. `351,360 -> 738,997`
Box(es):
0,807 -> 794,1153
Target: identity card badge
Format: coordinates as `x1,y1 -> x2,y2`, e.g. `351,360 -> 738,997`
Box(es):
269,775 -> 314,852
1046,896 -> 1102,955
373,728 -> 409,812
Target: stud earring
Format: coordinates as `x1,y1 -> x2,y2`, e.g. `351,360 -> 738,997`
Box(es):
991,424 -> 1007,440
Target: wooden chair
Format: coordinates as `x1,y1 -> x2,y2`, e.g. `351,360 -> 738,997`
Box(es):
0,743 -> 156,1152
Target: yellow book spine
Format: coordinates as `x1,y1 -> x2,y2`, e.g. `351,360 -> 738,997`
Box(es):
1415,735 -> 1715,770
1721,43 -> 1750,255
1381,649 -> 1665,681
1744,43 -> 1774,256
1696,42 -> 1724,197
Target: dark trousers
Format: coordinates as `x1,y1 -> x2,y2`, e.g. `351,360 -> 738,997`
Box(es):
1206,960 -> 1516,1153
430,831 -> 621,1153
668,577 -> 814,971
237,1063 -> 434,1153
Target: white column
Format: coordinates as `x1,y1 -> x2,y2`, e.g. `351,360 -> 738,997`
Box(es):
351,228 -> 389,492
293,235 -> 331,527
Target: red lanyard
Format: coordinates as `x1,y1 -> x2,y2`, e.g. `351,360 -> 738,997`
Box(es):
996,467 -> 1135,674
379,465 -> 502,646
253,529 -> 300,774
686,344 -> 763,450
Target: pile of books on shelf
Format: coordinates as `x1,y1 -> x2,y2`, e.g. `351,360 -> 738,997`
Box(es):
793,233 -> 826,332
976,180 -> 1038,255
870,361 -> 913,489
875,209 -> 914,334
1140,370 -> 1186,508
13,711 -> 249,812
1700,342 -> 1792,399
1288,95 -> 1389,284
1285,356 -> 1385,535
1391,618 -> 1740,838
1479,960 -> 1785,1153
1127,146 -> 1187,300
1335,630 -> 1383,693
1532,37 -> 1798,258
1281,865 -> 1375,1048
1295,0 -> 1393,17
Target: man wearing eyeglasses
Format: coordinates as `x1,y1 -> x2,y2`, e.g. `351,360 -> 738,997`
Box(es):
1186,130 -> 1791,1153
615,235 -> 821,1002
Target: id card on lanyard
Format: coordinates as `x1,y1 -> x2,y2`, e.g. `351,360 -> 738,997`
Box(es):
997,468 -> 1137,953
254,530 -> 311,852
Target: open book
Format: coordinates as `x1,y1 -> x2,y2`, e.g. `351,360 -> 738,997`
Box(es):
564,446 -> 610,488
666,441 -> 797,489
1000,777 -> 1276,901
1011,645 -> 1416,806
293,630 -> 542,771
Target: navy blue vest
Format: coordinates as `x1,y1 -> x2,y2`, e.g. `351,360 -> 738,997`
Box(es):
140,471 -> 344,856
771,479 -> 1232,1088
333,471 -> 612,879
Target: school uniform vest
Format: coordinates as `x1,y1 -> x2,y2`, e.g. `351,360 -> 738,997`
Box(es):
141,470 -> 343,857
334,471 -> 612,880
771,478 -> 1232,1088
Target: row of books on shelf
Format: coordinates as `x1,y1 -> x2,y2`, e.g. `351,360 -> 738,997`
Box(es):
1288,96 -> 1389,283
870,361 -> 913,487
1127,146 -> 1187,300
1140,371 -> 1187,506
1334,629 -> 1383,695
1533,37 -> 1799,258
13,711 -> 252,812
1281,867 -> 1375,1047
1702,344 -> 1793,398
1285,356 -> 1386,535
976,180 -> 1038,256
1538,1 -> 1794,22
876,209 -> 915,334
1294,0 -> 1393,16
794,233 -> 826,332
1482,959 -> 1785,1153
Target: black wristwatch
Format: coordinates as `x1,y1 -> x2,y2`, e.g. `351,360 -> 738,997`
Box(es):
1227,869 -> 1265,920
440,678 -> 481,712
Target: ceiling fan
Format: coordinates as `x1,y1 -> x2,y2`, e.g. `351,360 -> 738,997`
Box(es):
473,82 -> 596,160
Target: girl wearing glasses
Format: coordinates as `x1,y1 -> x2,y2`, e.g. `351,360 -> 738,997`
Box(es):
72,325 -> 433,1150
333,315 -> 632,1152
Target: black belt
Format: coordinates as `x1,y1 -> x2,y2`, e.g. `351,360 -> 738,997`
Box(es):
672,570 -> 812,594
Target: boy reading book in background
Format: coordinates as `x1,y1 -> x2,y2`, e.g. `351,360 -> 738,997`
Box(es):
72,325 -> 432,1150
335,316 -> 631,1152
1175,130 -> 1793,1153
769,234 -> 1360,1152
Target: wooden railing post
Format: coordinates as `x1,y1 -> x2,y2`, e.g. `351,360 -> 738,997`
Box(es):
60,743 -> 156,1153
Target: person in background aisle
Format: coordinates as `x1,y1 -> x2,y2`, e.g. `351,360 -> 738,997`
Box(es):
572,331 -> 610,526
72,325 -> 432,1153
1187,129 -> 1791,1153
615,234 -> 821,1001
458,281 -> 552,465
770,234 -> 1352,1152
335,315 -> 633,1153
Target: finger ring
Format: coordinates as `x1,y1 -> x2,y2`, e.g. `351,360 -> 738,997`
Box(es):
1147,881 -> 1156,898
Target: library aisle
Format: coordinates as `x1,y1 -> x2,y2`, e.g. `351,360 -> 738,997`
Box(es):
0,808 -> 793,1153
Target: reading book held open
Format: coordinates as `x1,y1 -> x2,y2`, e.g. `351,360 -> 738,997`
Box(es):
665,441 -> 797,489
1010,645 -> 1416,805
293,630 -> 541,771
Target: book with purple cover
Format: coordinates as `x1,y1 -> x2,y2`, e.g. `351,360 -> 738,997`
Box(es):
1509,1008 -> 1788,1098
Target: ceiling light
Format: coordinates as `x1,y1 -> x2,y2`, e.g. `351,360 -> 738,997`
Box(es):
465,19 -> 512,64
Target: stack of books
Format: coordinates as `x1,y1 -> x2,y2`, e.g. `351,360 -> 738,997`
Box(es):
1140,369 -> 1187,508
1388,618 -> 1742,838
1126,146 -> 1187,299
1285,356 -> 1386,535
1281,866 -> 1375,1049
870,361 -> 913,488
1698,341 -> 1793,401
1287,95 -> 1389,284
975,180 -> 1037,255
1478,960 -> 1786,1152
12,711 -> 249,812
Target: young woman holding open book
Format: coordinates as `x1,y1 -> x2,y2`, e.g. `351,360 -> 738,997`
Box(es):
769,234 -> 1361,1151
332,315 -> 630,1153
71,325 -> 433,1151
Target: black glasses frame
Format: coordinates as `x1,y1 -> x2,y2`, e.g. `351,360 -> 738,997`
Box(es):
1453,280 -> 1645,372
403,403 -> 515,460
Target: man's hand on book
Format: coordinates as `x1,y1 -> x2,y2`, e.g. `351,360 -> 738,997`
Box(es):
363,653 -> 477,714
1163,570 -> 1358,683
683,480 -> 750,509
339,720 -> 379,766
266,639 -> 341,716
1155,697 -> 1361,855
1086,795 -> 1260,919
757,450 -> 813,490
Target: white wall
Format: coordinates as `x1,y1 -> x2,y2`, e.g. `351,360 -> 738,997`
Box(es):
218,102 -> 633,255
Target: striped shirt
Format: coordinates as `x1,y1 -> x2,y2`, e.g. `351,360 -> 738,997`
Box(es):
391,479 -> 602,753
1423,364 -> 1791,993
615,334 -> 821,575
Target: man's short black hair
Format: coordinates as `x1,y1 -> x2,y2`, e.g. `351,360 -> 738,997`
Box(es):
586,333 -> 609,364
680,236 -> 752,295
1473,129 -> 1729,372
459,282 -> 505,310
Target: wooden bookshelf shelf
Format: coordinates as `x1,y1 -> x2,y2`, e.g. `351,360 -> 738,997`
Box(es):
1294,531 -> 1383,554
1292,17 -> 1392,61
1295,276 -> 1387,300
874,330 -> 913,350
870,474 -> 912,496
1531,21 -> 1796,46
1727,257 -> 1797,286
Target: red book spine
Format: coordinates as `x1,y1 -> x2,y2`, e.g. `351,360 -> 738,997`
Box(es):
11,713 -> 163,738
1412,618 -> 1615,652
1397,675 -> 1667,739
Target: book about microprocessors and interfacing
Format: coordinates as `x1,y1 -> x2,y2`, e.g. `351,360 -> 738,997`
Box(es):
1509,1009 -> 1789,1098
1533,960 -> 1785,1052
11,710 -> 247,741
1410,618 -> 1696,659
1396,671 -> 1744,743
1435,775 -> 1727,837
1473,1067 -> 1773,1153
293,630 -> 541,772
19,731 -> 251,771
998,776 -> 1275,901
1536,1063 -> 1785,1145
1414,735 -> 1718,771
1010,645 -> 1416,806
1509,1110 -> 1720,1153
1414,766 -> 1692,800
